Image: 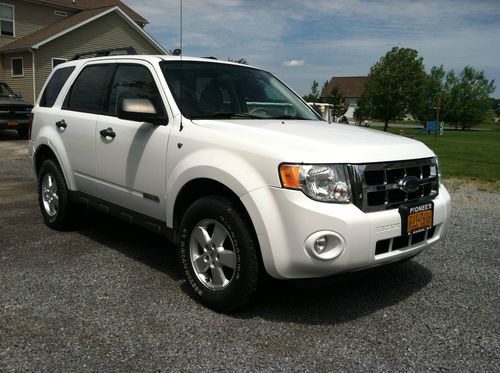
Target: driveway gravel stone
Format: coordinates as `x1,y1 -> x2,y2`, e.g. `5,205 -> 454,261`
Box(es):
0,132 -> 499,372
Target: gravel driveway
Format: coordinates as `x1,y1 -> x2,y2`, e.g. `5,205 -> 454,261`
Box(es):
1,131 -> 499,372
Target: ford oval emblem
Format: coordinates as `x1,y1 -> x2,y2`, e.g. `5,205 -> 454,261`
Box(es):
398,176 -> 420,193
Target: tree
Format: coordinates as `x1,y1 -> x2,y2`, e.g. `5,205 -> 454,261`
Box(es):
359,47 -> 428,131
415,65 -> 446,122
441,66 -> 495,130
489,98 -> 500,117
303,80 -> 320,102
227,57 -> 248,65
322,86 -> 349,118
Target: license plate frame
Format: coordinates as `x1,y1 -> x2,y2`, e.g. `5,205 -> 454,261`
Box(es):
399,201 -> 434,236
7,120 -> 17,126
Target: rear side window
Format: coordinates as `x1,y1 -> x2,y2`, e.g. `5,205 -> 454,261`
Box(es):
39,66 -> 75,107
107,64 -> 165,116
64,64 -> 114,113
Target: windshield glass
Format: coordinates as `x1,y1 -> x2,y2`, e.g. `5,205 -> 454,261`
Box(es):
0,83 -> 15,97
160,61 -> 320,120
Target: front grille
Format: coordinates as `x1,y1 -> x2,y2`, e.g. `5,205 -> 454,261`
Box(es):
375,225 -> 437,256
351,158 -> 439,212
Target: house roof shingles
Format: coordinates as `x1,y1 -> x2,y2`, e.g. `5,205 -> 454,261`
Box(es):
0,7 -> 112,52
323,76 -> 368,98
34,0 -> 147,23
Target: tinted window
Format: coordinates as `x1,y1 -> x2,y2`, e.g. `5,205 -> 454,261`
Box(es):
40,66 -> 75,107
65,64 -> 114,113
107,64 -> 164,116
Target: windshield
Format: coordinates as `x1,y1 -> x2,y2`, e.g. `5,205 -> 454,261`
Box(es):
160,61 -> 320,121
0,83 -> 15,97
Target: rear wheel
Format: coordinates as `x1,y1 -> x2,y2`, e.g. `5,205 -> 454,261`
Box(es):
179,195 -> 260,311
37,159 -> 77,230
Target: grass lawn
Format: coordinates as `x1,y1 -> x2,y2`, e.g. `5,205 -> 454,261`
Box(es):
376,127 -> 500,192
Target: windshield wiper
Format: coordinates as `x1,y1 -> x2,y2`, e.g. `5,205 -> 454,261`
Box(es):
189,112 -> 263,119
267,115 -> 305,120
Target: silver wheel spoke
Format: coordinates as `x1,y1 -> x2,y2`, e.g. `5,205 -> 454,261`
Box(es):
193,226 -> 211,248
211,224 -> 228,247
189,218 -> 236,292
218,249 -> 236,269
210,265 -> 228,288
193,254 -> 210,273
41,173 -> 59,217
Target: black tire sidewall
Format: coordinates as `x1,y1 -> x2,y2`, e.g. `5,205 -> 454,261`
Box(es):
179,196 -> 259,311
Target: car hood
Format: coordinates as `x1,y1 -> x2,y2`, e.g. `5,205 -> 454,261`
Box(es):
191,119 -> 435,164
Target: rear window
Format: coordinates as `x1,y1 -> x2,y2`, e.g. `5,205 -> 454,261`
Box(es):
39,66 -> 75,107
64,64 -> 114,113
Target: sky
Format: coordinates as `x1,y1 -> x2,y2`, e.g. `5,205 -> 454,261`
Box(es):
128,0 -> 500,98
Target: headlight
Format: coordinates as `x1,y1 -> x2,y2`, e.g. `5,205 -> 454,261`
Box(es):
430,157 -> 441,185
279,164 -> 351,203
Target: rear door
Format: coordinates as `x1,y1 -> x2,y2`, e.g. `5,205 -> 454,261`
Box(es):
93,62 -> 171,221
56,63 -> 115,191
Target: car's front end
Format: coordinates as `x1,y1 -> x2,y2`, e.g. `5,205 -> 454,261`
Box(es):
0,83 -> 33,138
242,155 -> 451,279
159,57 -> 452,281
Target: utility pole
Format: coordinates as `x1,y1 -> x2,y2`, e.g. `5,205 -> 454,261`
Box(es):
435,95 -> 441,142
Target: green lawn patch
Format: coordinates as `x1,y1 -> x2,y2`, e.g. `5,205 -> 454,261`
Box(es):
375,127 -> 500,191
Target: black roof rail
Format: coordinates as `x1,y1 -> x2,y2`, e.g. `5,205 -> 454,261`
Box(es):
71,47 -> 137,60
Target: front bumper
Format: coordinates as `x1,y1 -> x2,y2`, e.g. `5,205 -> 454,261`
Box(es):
241,184 -> 451,279
0,118 -> 29,130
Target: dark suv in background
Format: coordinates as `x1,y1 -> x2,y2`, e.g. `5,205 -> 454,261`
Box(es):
0,82 -> 33,138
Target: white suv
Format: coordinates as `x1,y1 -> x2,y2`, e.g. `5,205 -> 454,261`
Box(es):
29,55 -> 451,311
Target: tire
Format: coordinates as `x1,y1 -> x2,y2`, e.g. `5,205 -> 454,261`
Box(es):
37,159 -> 77,230
179,195 -> 260,312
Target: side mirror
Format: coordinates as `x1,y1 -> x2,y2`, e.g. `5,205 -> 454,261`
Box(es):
14,92 -> 23,99
118,98 -> 165,125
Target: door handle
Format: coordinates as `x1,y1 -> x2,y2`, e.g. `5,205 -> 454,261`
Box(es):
100,127 -> 116,139
55,119 -> 67,129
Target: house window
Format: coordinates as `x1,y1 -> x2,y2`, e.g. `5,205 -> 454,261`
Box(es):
52,58 -> 67,69
0,3 -> 14,37
54,10 -> 67,17
11,57 -> 23,77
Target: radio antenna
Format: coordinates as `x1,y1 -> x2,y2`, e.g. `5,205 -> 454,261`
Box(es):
180,0 -> 183,57
179,0 -> 184,131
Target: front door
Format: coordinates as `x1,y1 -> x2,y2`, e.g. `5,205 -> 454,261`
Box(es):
93,63 -> 171,221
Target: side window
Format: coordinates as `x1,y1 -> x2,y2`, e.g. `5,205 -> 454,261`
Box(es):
39,66 -> 75,108
107,64 -> 164,116
64,64 -> 114,113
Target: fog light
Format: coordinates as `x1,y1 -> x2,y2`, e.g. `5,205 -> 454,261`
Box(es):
305,231 -> 345,261
314,236 -> 328,254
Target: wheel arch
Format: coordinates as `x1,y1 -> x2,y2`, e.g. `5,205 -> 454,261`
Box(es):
171,177 -> 267,278
172,178 -> 252,237
33,142 -> 75,190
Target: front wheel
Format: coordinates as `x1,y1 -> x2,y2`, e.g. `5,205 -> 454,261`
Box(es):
179,195 -> 260,311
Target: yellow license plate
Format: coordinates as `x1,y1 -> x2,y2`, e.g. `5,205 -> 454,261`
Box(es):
406,203 -> 433,234
7,120 -> 17,126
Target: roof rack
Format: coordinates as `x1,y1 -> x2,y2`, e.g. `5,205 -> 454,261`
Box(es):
72,47 -> 137,60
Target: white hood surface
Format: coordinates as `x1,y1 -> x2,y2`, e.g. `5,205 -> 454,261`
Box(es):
192,119 -> 435,164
